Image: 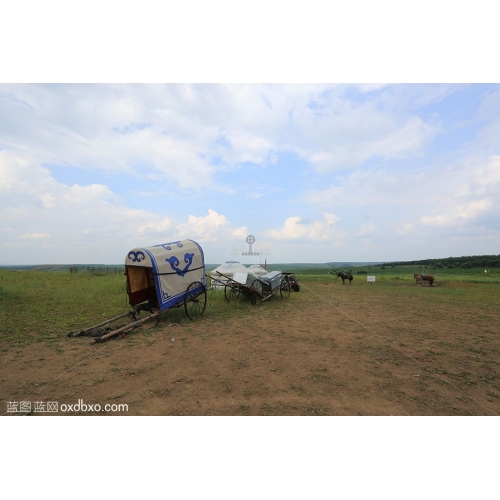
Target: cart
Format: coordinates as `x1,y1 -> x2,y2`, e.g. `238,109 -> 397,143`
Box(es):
213,270 -> 290,305
68,239 -> 207,344
282,271 -> 300,292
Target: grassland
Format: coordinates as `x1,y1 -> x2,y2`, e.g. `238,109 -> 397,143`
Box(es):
1,265 -> 499,344
1,265 -> 499,416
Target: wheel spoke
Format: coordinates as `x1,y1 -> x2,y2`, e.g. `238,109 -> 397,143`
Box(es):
184,282 -> 207,319
280,278 -> 290,298
225,283 -> 240,303
250,279 -> 263,305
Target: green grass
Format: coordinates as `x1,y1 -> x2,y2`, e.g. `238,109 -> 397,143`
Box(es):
0,269 -> 273,345
0,270 -> 129,344
1,266 -> 499,346
294,264 -> 500,284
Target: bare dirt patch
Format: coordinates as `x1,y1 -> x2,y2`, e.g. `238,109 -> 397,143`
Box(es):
2,280 -> 499,416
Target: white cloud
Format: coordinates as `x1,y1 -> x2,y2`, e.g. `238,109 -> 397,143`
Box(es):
19,232 -> 51,239
0,83 -> 445,194
0,151 -> 242,262
40,193 -> 56,208
356,222 -> 377,237
397,222 -> 414,235
304,154 -> 500,213
137,218 -> 174,236
295,109 -> 435,173
421,199 -> 494,226
176,209 -> 248,243
263,213 -> 340,241
232,226 -> 250,240
356,83 -> 390,93
324,212 -> 341,225
0,154 -> 251,263
415,155 -> 500,229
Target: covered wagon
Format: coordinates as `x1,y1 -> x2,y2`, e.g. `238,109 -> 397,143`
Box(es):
68,239 -> 207,343
126,239 -> 207,316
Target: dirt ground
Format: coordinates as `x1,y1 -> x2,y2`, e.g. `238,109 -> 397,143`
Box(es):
2,280 -> 499,416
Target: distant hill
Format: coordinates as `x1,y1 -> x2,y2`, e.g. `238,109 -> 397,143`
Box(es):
3,255 -> 499,272
380,255 -> 500,269
0,264 -> 124,272
326,262 -> 383,268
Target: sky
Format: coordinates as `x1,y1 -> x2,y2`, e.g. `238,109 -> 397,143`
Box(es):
1,4 -> 499,266
1,82 -> 499,265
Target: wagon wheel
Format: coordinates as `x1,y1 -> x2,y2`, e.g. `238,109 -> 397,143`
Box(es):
280,277 -> 291,298
224,283 -> 240,303
184,281 -> 207,320
250,279 -> 263,305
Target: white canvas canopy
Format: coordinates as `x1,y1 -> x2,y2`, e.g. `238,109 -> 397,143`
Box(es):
210,261 -> 254,287
247,264 -> 268,276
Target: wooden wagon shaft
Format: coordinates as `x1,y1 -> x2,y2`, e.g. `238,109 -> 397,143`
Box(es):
91,310 -> 160,344
210,277 -> 226,286
68,311 -> 134,337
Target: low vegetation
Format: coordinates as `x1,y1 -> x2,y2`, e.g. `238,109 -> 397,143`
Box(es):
1,263 -> 499,345
0,269 -> 271,345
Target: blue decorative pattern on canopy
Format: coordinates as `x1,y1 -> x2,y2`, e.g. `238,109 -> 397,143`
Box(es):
165,252 -> 195,277
127,250 -> 146,262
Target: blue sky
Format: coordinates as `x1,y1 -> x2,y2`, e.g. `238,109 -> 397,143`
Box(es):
1,82 -> 500,265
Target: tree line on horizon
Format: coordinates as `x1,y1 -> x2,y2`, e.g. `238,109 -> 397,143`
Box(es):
381,254 -> 500,269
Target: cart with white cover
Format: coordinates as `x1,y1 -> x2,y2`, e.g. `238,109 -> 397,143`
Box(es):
213,269 -> 290,305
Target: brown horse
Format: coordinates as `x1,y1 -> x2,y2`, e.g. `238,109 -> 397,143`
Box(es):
422,274 -> 434,286
337,272 -> 353,284
414,273 -> 434,286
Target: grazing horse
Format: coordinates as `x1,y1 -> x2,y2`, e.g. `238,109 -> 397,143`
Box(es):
422,274 -> 434,286
337,272 -> 353,285
414,273 -> 434,286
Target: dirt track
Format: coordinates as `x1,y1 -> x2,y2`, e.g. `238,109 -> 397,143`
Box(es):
2,280 -> 499,416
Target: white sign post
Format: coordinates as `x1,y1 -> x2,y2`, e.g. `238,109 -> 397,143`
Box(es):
367,276 -> 376,282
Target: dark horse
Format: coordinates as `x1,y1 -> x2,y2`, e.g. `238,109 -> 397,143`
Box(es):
414,273 -> 434,286
337,272 -> 353,284
422,274 -> 435,286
